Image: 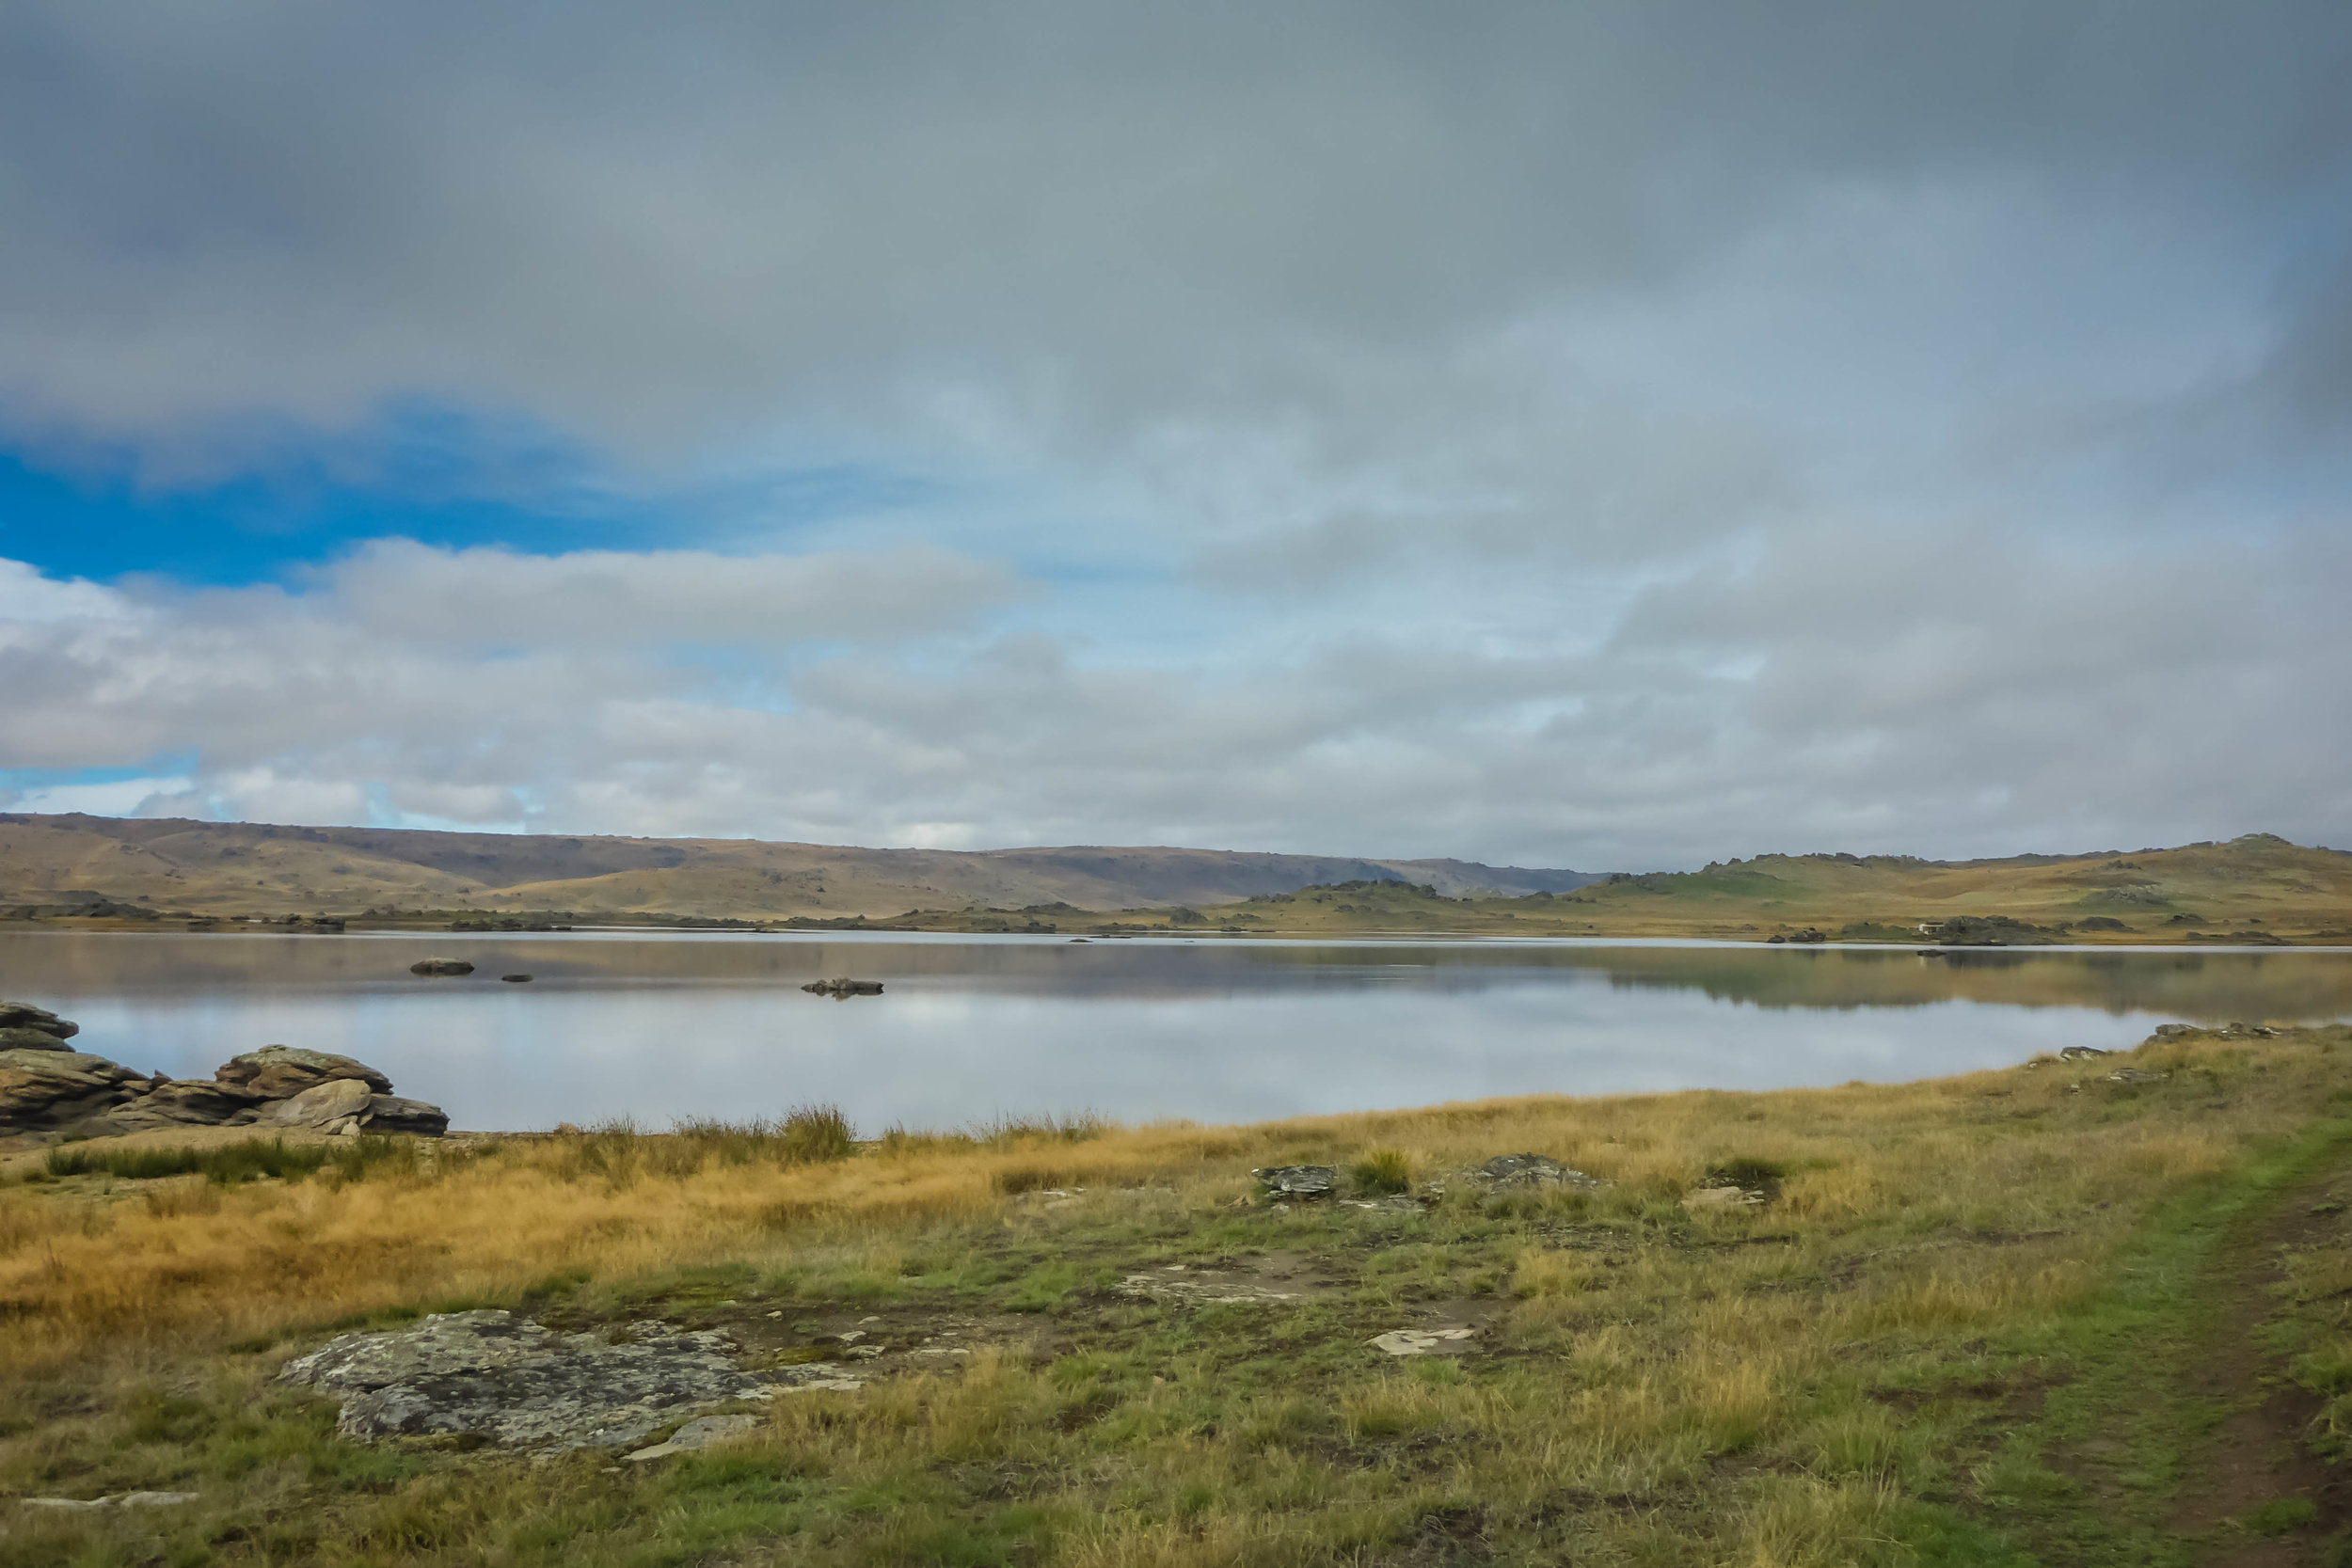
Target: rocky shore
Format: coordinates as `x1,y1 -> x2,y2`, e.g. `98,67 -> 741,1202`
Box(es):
0,999 -> 447,1143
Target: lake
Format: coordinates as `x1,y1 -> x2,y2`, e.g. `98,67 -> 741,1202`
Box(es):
7,930 -> 2350,1133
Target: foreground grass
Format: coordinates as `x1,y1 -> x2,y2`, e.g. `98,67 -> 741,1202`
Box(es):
5,1027 -> 2352,1564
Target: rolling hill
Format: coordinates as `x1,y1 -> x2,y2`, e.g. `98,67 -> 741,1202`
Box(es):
0,813 -> 1601,919
1054,832 -> 2352,943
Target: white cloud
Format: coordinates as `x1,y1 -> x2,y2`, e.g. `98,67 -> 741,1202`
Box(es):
0,5 -> 2346,863
0,776 -> 190,817
0,519 -> 2343,865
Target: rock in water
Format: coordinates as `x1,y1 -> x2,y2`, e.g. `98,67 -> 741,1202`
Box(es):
409,958 -> 475,976
215,1045 -> 394,1098
501,974 -> 533,983
1251,1164 -> 1337,1199
0,1001 -> 77,1038
278,1309 -> 778,1451
801,977 -> 883,997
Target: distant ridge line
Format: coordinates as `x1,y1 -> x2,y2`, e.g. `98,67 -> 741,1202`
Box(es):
0,812 -> 1603,917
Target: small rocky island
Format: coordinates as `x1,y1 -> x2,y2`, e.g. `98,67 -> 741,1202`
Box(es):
801,976 -> 883,997
0,999 -> 447,1142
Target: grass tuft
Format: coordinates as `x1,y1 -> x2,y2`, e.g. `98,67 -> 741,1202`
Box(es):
1349,1148 -> 1413,1195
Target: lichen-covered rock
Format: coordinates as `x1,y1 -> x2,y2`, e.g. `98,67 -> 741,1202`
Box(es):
278,1309 -> 779,1450
1251,1164 -> 1337,1198
0,1049 -> 150,1132
1426,1154 -> 1605,1197
215,1045 -> 393,1099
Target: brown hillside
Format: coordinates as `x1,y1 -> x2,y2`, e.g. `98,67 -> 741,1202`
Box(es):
0,814 -> 1597,918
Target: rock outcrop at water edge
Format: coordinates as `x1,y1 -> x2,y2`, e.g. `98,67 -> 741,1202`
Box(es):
0,999 -> 448,1140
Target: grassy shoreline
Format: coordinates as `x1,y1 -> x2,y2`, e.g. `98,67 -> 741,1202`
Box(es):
7,1025 -> 2352,1564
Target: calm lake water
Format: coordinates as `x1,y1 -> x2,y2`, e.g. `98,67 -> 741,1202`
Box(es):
7,930 -> 2350,1132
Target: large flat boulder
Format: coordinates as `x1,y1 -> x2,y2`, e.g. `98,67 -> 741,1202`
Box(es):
99,1080 -> 271,1132
256,1077 -> 376,1129
0,1025 -> 76,1053
0,1049 -> 151,1132
215,1045 -> 393,1099
278,1310 -> 782,1450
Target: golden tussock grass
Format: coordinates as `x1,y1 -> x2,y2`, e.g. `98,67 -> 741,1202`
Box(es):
4,1026 -> 2349,1566
3,1030 -> 2312,1374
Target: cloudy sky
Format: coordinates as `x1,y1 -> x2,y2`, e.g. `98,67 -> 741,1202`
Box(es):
2,1 -> 2348,869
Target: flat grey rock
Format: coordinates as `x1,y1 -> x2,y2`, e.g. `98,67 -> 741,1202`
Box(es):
1370,1328 -> 1474,1357
624,1413 -> 763,1462
279,1309 -> 778,1451
1251,1164 -> 1336,1198
1426,1153 -> 1604,1196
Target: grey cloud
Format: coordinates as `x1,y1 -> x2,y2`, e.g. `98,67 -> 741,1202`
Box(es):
8,510 -> 2344,869
1,6 -> 2347,863
314,540 -> 1021,647
2,2 -> 2346,552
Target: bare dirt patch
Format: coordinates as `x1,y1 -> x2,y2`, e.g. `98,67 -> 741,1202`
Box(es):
2169,1163 -> 2352,1564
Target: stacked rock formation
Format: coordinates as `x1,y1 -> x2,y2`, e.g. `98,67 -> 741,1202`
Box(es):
0,1000 -> 447,1140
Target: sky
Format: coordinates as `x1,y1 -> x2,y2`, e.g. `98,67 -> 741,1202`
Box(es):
2,1 -> 2348,870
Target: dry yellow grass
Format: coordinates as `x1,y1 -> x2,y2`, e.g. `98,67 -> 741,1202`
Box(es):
0,1030 -> 2311,1375
6,1025 -> 2349,1565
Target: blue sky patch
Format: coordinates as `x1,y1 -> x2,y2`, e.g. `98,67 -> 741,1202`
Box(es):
0,403 -> 940,586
